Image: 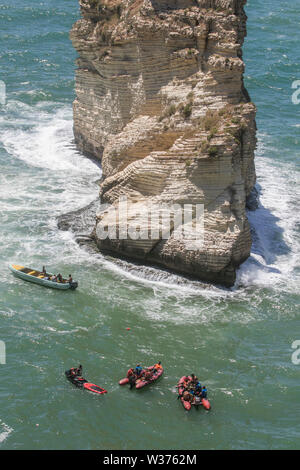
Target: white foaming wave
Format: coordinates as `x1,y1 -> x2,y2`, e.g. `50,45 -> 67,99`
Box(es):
0,101 -> 100,222
1,102 -> 99,174
0,420 -> 13,444
237,135 -> 300,293
73,245 -> 233,301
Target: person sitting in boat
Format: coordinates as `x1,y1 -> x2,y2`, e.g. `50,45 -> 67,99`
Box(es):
56,273 -> 63,283
135,364 -> 143,377
154,361 -> 162,371
127,368 -> 135,378
181,376 -> 190,390
68,274 -> 73,284
143,369 -> 153,381
42,266 -> 46,275
190,374 -> 198,385
183,390 -> 191,402
188,375 -> 198,391
201,386 -> 207,399
195,381 -> 202,395
50,275 -> 57,282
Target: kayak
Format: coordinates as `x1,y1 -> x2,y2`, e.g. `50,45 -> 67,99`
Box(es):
178,376 -> 211,411
119,365 -> 164,389
65,369 -> 107,395
9,264 -> 78,290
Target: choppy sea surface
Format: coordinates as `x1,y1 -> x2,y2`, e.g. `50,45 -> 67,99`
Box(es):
0,0 -> 299,450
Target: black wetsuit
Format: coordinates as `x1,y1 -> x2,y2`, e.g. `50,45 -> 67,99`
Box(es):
129,374 -> 136,389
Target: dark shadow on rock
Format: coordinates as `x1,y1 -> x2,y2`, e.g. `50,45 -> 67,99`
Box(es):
57,199 -> 100,248
149,0 -> 198,12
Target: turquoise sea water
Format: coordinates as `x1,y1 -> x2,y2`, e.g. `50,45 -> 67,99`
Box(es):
0,0 -> 299,450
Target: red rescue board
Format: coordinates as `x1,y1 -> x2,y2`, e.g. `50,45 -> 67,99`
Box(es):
83,383 -> 107,395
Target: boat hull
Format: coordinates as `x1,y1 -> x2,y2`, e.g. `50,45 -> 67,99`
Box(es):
9,264 -> 78,290
119,366 -> 163,389
119,377 -> 129,385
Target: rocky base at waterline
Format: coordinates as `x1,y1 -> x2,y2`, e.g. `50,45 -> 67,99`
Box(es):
70,0 -> 257,287
57,200 -> 100,247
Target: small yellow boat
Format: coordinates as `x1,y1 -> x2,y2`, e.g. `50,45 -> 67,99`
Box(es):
9,264 -> 78,290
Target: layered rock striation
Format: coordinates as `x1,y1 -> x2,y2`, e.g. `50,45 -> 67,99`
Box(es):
71,0 -> 257,286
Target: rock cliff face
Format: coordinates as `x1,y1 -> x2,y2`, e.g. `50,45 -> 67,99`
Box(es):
71,0 -> 257,287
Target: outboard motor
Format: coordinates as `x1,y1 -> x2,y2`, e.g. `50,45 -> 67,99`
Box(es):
69,281 -> 78,290
194,396 -> 202,407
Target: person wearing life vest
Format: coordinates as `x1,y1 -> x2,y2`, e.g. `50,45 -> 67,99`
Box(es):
135,364 -> 143,377
182,376 -> 190,388
127,368 -> 134,378
154,361 -> 162,371
201,386 -> 207,399
195,381 -> 202,395
183,390 -> 191,402
190,374 -> 198,385
144,369 -> 152,380
70,365 -> 82,376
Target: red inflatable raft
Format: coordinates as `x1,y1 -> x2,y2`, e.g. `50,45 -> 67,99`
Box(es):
178,376 -> 211,411
119,365 -> 164,389
119,368 -> 132,386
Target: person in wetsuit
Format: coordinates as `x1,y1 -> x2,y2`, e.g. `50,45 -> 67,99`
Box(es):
128,372 -> 137,389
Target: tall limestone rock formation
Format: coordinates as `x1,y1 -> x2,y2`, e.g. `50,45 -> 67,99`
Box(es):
70,0 -> 257,287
